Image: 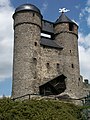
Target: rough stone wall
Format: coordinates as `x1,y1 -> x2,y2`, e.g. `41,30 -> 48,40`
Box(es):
78,76 -> 90,98
40,46 -> 63,86
83,84 -> 90,96
12,9 -> 90,99
12,11 -> 42,98
54,23 -> 81,98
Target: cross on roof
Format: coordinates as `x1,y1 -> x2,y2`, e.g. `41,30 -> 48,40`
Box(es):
59,8 -> 70,13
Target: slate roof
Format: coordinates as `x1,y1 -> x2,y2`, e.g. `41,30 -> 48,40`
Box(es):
40,37 -> 63,49
55,12 -> 77,26
15,4 -> 41,14
40,74 -> 67,87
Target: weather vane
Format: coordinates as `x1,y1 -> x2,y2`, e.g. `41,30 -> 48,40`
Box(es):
59,8 -> 70,13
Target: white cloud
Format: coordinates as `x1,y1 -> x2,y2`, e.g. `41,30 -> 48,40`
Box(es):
87,0 -> 90,6
41,2 -> 48,14
79,0 -> 90,26
0,0 -> 10,6
0,0 -> 14,81
78,32 -> 90,81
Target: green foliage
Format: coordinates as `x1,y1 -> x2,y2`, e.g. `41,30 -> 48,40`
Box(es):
0,98 -> 84,120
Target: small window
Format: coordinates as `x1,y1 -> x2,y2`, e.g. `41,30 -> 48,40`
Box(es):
71,64 -> 74,68
79,78 -> 80,81
46,63 -> 50,69
43,45 -> 45,48
69,23 -> 74,31
33,13 -> 35,17
33,58 -> 37,65
57,63 -> 59,68
34,42 -> 37,46
70,50 -> 71,53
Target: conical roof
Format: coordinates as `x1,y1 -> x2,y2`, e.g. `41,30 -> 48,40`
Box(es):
55,12 -> 77,25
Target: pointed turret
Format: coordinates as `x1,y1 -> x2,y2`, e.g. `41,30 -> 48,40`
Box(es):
55,12 -> 78,26
54,12 -> 80,98
54,12 -> 78,36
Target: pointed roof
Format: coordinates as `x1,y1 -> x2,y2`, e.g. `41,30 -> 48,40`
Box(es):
55,12 -> 77,26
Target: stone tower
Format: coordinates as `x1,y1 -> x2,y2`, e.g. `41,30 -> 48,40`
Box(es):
12,4 -> 42,98
12,3 -> 81,99
54,13 -> 80,98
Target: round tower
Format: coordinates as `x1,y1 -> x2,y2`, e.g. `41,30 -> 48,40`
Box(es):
12,4 -> 42,98
54,12 -> 80,98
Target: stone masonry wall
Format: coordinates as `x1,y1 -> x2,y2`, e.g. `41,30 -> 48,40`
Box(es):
12,11 -> 41,98
12,8 -> 90,100
54,23 -> 80,98
40,46 -> 63,86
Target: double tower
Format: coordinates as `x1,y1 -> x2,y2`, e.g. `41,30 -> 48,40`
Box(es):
12,4 -> 80,99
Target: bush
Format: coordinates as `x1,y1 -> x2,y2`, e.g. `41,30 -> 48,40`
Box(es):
0,98 -> 84,120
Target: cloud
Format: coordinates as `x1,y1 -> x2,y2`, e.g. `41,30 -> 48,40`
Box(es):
0,0 -> 14,81
78,32 -> 90,81
79,0 -> 90,26
87,0 -> 90,5
41,2 -> 48,14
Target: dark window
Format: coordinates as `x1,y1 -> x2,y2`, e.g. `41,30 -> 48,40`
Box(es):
46,63 -> 50,69
33,58 -> 37,65
43,45 -> 45,48
70,50 -> 71,53
71,64 -> 74,68
57,63 -> 59,69
33,13 -> 35,17
34,42 -> 37,46
79,78 -> 80,81
69,23 -> 74,31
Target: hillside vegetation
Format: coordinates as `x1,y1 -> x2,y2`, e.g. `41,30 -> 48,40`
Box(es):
0,98 -> 85,120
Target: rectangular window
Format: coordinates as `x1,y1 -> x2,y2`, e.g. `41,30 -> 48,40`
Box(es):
69,23 -> 74,31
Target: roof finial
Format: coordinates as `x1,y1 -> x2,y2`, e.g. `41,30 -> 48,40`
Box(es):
59,8 -> 70,13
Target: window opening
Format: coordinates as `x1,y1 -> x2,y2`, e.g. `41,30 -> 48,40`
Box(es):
43,45 -> 45,48
34,42 -> 37,46
71,64 -> 74,68
41,33 -> 51,38
33,13 -> 35,17
69,23 -> 74,31
57,63 -> 59,69
33,58 -> 37,65
46,63 -> 50,69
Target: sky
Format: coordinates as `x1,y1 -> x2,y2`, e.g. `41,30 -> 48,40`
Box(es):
0,0 -> 90,96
